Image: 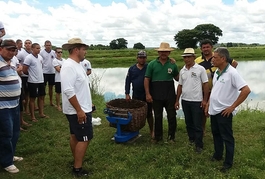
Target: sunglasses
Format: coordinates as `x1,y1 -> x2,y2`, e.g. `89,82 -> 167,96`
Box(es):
56,51 -> 63,53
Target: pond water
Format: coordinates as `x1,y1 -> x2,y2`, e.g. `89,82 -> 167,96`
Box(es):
92,61 -> 265,113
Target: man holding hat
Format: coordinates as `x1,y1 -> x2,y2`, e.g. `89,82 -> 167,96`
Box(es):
175,48 -> 209,153
0,39 -> 22,173
61,38 -> 93,177
144,42 -> 179,143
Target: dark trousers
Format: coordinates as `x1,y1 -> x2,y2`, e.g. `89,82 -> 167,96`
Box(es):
152,98 -> 176,140
182,100 -> 203,148
211,113 -> 234,167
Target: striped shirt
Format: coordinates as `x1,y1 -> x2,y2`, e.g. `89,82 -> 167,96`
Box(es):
0,55 -> 21,109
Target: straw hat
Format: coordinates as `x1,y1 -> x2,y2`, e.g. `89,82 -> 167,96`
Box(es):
155,42 -> 174,51
181,48 -> 195,57
62,38 -> 89,50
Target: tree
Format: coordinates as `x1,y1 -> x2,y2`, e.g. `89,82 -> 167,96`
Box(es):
109,40 -> 119,49
194,24 -> 222,45
174,23 -> 223,49
109,38 -> 128,49
133,42 -> 145,49
174,29 -> 198,49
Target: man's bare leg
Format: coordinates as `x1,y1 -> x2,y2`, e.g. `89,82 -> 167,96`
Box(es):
29,97 -> 37,122
147,116 -> 154,138
69,135 -> 89,168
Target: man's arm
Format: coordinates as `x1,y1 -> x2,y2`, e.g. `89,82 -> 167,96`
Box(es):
86,69 -> 91,76
68,95 -> 87,124
175,84 -> 182,110
22,65 -> 29,75
144,77 -> 152,103
221,85 -> 251,117
201,82 -> 209,109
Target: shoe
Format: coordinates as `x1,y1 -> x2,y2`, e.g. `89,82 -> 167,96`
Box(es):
195,147 -> 203,153
72,168 -> 90,177
13,156 -> 23,162
4,165 -> 19,173
189,140 -> 194,146
210,156 -> 223,162
165,139 -> 176,144
220,165 -> 232,173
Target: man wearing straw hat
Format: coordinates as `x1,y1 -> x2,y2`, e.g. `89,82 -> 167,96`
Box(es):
61,38 -> 93,177
175,48 -> 209,153
144,42 -> 179,143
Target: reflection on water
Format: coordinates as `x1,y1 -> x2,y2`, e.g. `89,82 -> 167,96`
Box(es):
92,61 -> 265,111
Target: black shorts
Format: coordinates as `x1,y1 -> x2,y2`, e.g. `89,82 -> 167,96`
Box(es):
28,82 -> 46,98
55,82 -> 61,93
44,74 -> 55,86
66,113 -> 93,142
21,76 -> 29,93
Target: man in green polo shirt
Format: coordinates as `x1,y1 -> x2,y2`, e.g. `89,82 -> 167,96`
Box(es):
144,42 -> 179,143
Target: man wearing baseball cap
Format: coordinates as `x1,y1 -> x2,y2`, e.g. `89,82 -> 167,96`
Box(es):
0,39 -> 22,173
125,50 -> 154,138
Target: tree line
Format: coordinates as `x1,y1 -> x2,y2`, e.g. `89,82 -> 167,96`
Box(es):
88,24 -> 264,50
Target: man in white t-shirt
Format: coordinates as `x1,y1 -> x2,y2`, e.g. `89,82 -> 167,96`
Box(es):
52,47 -> 65,111
80,58 -> 92,84
61,38 -> 93,177
23,43 -> 48,122
175,48 -> 209,154
39,40 -> 56,106
205,47 -> 250,173
17,39 -> 32,115
0,21 -> 5,39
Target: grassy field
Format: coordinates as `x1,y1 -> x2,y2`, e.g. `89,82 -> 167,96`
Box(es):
0,90 -> 265,178
1,48 -> 265,178
74,47 -> 265,68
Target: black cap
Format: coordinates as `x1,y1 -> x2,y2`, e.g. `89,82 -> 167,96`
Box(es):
1,39 -> 17,49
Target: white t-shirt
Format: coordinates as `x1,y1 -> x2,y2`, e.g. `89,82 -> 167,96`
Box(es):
39,49 -> 56,74
10,56 -> 22,88
61,58 -> 92,114
209,65 -> 247,115
52,57 -> 65,82
179,63 -> 208,101
17,48 -> 31,77
23,54 -> 44,83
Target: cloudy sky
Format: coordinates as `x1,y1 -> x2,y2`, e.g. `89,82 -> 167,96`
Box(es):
1,0 -> 264,48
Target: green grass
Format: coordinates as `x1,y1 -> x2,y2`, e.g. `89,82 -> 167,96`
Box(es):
1,92 -> 265,178
78,47 -> 265,68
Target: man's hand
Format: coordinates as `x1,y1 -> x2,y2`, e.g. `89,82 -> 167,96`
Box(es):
221,106 -> 235,117
175,101 -> 180,110
146,94 -> 153,103
77,110 -> 87,124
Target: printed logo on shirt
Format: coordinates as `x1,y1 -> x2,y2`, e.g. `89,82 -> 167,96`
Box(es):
219,78 -> 225,83
168,68 -> 172,74
191,72 -> 197,78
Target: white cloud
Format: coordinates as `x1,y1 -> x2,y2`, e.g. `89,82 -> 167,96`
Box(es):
1,0 -> 265,48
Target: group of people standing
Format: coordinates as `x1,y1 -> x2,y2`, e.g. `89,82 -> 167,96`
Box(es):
0,33 -> 93,176
125,40 -> 250,173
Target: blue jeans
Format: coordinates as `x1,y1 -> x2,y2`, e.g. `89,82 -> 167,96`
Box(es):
181,100 -> 203,148
0,105 -> 20,168
211,113 -> 234,167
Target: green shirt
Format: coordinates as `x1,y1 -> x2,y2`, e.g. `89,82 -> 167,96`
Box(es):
145,57 -> 179,100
